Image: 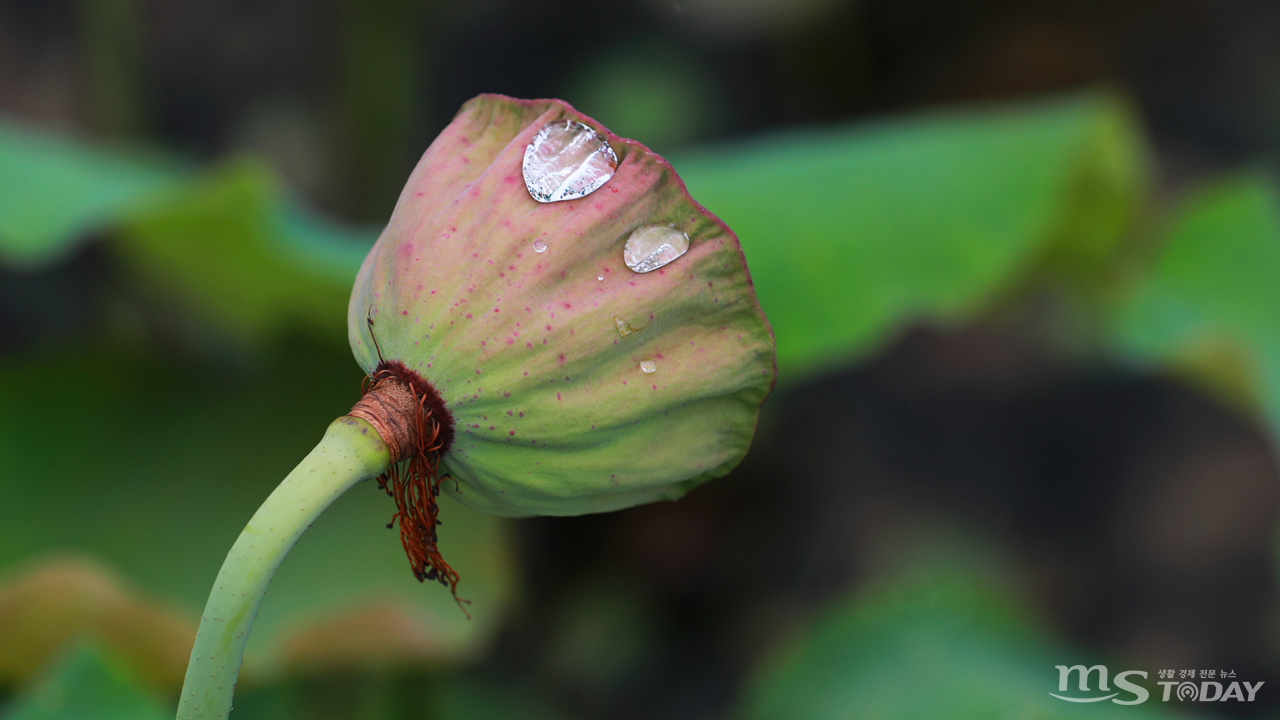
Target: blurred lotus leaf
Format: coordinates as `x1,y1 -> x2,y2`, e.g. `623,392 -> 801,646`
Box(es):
741,567 -> 1176,720
0,642 -> 169,720
677,91 -> 1148,381
4,91 -> 1146,374
110,159 -> 373,350
2,91 -> 1146,373
0,118 -> 179,270
0,117 -> 375,353
0,557 -> 193,691
1112,174 -> 1280,438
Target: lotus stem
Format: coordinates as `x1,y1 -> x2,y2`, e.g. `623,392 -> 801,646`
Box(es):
175,416 -> 391,720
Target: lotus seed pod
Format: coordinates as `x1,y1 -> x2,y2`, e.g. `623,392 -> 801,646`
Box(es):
348,94 -> 776,518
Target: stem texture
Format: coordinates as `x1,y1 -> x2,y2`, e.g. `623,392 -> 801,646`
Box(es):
176,416 -> 390,720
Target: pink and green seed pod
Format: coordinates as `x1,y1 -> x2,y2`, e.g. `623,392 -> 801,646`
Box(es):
348,94 -> 776,519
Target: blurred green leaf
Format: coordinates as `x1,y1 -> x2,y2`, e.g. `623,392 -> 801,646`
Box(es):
111,159 -> 369,349
1111,174 -> 1280,435
0,345 -> 515,679
269,198 -> 377,286
0,118 -> 376,352
741,568 -> 1175,720
0,118 -> 178,269
677,91 -> 1148,381
3,91 -> 1147,374
1,643 -> 169,720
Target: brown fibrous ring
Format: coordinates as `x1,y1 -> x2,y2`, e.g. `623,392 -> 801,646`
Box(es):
349,358 -> 468,617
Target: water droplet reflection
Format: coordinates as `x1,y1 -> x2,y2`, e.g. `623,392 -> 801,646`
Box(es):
523,120 -> 618,203
640,359 -> 657,373
613,315 -> 642,337
624,225 -> 689,273
533,238 -> 547,253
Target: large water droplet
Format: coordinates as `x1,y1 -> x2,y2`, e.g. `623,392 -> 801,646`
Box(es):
623,224 -> 689,273
523,120 -> 618,203
639,359 -> 657,373
533,238 -> 547,253
613,315 -> 642,337
597,273 -> 605,281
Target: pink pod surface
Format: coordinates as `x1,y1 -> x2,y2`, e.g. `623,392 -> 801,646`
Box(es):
349,94 -> 775,517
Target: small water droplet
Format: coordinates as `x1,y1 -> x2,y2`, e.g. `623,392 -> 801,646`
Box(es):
624,224 -> 689,273
640,359 -> 657,373
597,273 -> 605,281
613,315 -> 643,337
523,120 -> 618,203
533,238 -> 547,253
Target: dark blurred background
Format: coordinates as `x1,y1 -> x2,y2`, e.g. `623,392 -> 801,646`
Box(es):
7,0 -> 1280,216
3,1 -> 1280,719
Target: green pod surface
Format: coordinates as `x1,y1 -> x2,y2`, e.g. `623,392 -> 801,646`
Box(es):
348,94 -> 775,517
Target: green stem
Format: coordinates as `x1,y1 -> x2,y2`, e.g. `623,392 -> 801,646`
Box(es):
176,416 -> 391,720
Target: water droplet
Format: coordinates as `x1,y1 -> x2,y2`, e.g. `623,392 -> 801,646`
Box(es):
597,273 -> 605,281
624,224 -> 689,273
640,359 -> 657,373
613,315 -> 643,337
533,238 -> 547,253
523,120 -> 618,203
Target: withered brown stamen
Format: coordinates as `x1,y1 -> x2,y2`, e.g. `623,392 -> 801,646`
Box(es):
349,359 -> 468,617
